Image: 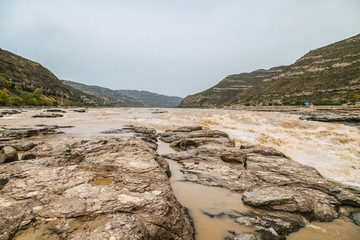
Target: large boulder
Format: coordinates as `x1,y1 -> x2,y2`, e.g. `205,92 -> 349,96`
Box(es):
0,146 -> 18,164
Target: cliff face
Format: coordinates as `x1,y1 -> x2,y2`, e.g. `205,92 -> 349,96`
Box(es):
180,34 -> 360,107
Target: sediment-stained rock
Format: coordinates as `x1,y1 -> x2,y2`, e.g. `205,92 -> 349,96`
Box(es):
299,111 -> 360,123
71,108 -> 86,113
32,112 -> 63,118
45,109 -> 66,113
351,212 -> 360,226
0,140 -> 40,151
0,146 -> 18,164
217,210 -> 306,240
0,136 -> 194,240
101,125 -> 158,151
0,109 -> 21,116
160,126 -> 360,238
0,125 -> 72,141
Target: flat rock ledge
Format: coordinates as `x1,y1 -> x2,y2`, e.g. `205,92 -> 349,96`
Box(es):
0,136 -> 194,240
161,126 -> 360,239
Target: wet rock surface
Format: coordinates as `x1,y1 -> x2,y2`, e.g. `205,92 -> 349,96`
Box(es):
351,212 -> 360,226
45,109 -> 66,113
160,126 -> 360,239
71,108 -> 86,113
0,125 -> 72,141
0,136 -> 194,240
298,109 -> 360,123
0,109 -> 21,117
32,112 -> 63,118
219,210 -> 306,240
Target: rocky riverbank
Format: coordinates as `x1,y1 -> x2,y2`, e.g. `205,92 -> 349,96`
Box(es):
232,106 -> 360,124
1,120 -> 360,239
0,130 -> 194,239
160,126 -> 360,239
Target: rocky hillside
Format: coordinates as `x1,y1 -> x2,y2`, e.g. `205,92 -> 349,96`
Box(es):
65,81 -> 183,108
0,48 -> 93,101
118,90 -> 183,108
181,66 -> 286,107
0,48 -> 102,106
181,33 -> 360,107
64,80 -> 146,107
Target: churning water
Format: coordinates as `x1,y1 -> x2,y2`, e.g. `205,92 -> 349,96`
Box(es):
2,108 -> 360,239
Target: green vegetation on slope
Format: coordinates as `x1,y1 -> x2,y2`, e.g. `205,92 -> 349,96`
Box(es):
0,48 -> 106,106
0,73 -> 93,106
180,34 -> 360,107
65,81 -> 183,108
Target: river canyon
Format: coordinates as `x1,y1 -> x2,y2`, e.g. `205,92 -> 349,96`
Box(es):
1,108 -> 359,239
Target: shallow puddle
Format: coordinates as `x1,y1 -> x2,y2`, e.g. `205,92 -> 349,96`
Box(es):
91,175 -> 114,186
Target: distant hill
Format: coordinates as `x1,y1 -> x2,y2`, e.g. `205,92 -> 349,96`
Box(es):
64,81 -> 183,107
180,33 -> 360,107
118,90 -> 183,108
0,48 -> 99,106
64,80 -> 145,107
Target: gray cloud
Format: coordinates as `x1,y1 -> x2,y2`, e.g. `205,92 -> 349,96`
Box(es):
0,0 -> 359,97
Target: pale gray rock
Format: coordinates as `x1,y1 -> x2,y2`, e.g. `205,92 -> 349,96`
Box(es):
160,126 -> 360,239
350,212 -> 360,225
0,137 -> 194,240
32,112 -> 63,118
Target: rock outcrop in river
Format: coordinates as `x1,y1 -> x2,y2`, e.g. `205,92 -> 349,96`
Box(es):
161,126 -> 360,239
0,136 -> 194,239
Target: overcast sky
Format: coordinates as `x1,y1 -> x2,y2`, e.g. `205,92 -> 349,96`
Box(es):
0,0 -> 359,97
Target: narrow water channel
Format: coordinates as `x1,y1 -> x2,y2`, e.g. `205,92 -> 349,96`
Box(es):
157,141 -> 360,240
157,142 -> 255,239
2,108 -> 360,239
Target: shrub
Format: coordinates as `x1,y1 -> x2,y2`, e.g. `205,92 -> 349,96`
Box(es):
0,88 -> 9,105
9,97 -> 23,106
0,75 -> 11,89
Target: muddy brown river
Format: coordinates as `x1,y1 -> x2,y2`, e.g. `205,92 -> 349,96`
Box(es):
1,108 -> 360,239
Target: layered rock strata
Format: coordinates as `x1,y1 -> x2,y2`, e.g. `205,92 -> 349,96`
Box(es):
0,136 -> 194,239
160,126 -> 360,239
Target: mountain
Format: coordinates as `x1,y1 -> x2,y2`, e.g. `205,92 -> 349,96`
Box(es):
180,34 -> 360,107
0,48 -> 92,100
0,48 -> 99,106
118,90 -> 183,108
64,81 -> 183,108
181,66 -> 286,107
64,80 -> 145,107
